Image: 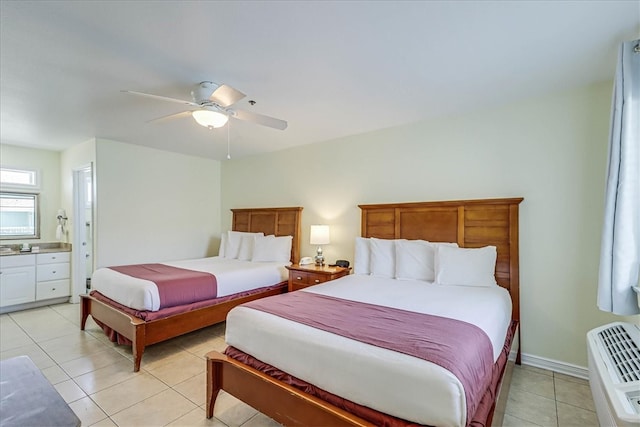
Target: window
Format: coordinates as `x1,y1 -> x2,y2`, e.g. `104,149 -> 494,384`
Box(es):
0,192 -> 40,239
0,167 -> 39,189
0,167 -> 41,239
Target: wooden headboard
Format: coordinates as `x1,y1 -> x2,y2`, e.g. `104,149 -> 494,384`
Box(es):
359,198 -> 523,321
231,207 -> 303,264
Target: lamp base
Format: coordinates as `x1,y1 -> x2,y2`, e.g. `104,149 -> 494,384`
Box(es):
314,246 -> 324,266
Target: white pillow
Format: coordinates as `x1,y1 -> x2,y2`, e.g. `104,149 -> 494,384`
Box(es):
395,239 -> 433,281
226,231 -> 264,259
218,232 -> 227,257
251,235 -> 293,262
435,245 -> 498,287
353,237 -> 371,275
369,238 -> 396,278
237,234 -> 258,261
395,240 -> 458,281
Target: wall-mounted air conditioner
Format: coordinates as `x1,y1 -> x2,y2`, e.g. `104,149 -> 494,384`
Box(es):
587,321 -> 640,427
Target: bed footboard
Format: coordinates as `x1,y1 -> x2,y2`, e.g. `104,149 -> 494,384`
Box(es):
81,284 -> 287,372
205,351 -> 373,427
80,294 -> 146,371
207,320 -> 520,427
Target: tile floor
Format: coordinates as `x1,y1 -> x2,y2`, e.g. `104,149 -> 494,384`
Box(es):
0,303 -> 598,427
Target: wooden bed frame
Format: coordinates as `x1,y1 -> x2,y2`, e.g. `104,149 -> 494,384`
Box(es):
80,206 -> 302,372
205,197 -> 523,426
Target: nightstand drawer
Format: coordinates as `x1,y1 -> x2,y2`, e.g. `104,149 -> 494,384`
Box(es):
286,264 -> 351,293
308,274 -> 328,285
290,271 -> 311,286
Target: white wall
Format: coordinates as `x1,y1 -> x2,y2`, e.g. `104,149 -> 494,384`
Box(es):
94,139 -> 221,267
221,81 -> 635,368
0,144 -> 61,243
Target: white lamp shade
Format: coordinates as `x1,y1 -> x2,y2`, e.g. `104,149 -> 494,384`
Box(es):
192,109 -> 229,128
310,225 -> 330,245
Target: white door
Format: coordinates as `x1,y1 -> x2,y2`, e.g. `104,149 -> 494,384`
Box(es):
71,164 -> 93,303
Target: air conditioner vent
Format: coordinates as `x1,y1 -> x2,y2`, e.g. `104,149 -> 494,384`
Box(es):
598,325 -> 640,383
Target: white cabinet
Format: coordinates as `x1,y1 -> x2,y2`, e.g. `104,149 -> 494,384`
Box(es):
0,255 -> 36,307
36,252 -> 70,301
0,252 -> 70,308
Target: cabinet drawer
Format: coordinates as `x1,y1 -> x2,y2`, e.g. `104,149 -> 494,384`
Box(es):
36,252 -> 70,265
36,279 -> 70,300
290,271 -> 311,286
37,263 -> 70,281
1,254 -> 35,268
307,274 -> 328,286
290,272 -> 330,286
291,273 -> 328,288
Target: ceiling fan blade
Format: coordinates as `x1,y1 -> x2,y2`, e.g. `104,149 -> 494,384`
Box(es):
122,90 -> 198,107
233,109 -> 288,130
210,84 -> 246,107
147,110 -> 193,123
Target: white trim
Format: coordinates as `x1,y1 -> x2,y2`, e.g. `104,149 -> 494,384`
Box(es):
521,352 -> 588,380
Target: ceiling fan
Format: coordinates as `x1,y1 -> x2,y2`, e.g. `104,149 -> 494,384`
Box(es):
123,81 -> 287,130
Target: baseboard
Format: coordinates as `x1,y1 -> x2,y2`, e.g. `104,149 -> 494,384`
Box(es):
0,297 -> 71,315
521,352 -> 588,380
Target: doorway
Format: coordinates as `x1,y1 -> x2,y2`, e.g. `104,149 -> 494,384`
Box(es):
71,164 -> 93,303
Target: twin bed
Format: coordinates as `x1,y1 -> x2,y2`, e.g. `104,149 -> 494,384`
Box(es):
81,197 -> 523,426
80,206 -> 302,372
206,198 -> 523,427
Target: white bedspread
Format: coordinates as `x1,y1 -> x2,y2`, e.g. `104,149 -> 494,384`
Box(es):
225,274 -> 512,427
91,257 -> 288,311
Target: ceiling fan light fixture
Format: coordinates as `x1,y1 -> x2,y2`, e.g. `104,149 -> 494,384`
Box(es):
192,109 -> 228,128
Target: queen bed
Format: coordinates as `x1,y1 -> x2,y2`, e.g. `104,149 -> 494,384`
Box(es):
205,198 -> 523,427
80,206 -> 302,372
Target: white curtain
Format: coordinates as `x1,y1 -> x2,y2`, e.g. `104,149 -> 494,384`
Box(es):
597,39 -> 640,315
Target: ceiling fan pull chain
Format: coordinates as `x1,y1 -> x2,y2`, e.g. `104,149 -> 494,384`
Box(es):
227,119 -> 231,160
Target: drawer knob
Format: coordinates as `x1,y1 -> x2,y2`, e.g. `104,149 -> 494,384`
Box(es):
52,271 -> 56,274
296,276 -> 302,280
314,279 -> 320,283
52,288 -> 56,291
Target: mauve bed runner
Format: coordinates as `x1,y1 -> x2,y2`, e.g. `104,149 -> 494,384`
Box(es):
243,292 -> 494,424
109,263 -> 217,309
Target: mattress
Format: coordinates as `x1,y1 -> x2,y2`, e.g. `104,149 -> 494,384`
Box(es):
91,256 -> 288,311
225,274 -> 512,427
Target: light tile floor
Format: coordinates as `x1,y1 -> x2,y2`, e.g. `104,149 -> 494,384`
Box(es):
0,303 -> 598,427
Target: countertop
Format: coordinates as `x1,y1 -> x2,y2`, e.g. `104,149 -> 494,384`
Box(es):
0,243 -> 71,256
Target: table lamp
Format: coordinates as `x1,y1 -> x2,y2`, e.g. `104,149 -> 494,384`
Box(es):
310,225 -> 330,266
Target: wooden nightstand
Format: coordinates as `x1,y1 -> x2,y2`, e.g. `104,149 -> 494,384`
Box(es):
286,264 -> 351,292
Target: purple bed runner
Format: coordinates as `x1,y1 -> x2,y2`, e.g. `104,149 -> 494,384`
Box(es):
109,263 -> 217,309
243,291 -> 494,424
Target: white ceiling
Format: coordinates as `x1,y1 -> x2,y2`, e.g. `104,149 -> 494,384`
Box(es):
1,1 -> 638,161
